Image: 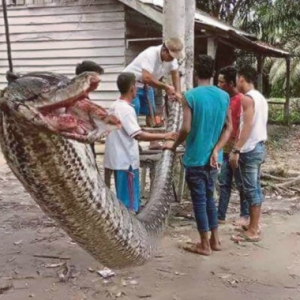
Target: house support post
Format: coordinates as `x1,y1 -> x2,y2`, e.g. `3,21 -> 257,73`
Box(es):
185,0 -> 195,90
284,56 -> 291,125
2,0 -> 13,72
207,37 -> 218,84
257,55 -> 263,93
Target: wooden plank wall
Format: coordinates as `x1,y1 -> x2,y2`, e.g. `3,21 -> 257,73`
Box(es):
125,7 -> 162,65
0,0 -> 126,108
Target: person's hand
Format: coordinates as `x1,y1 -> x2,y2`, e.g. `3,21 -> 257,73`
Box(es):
229,152 -> 240,169
210,149 -> 219,168
162,140 -> 175,151
166,91 -> 183,103
165,84 -> 176,95
164,131 -> 178,141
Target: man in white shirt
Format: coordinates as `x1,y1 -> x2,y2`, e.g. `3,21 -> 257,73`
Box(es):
104,72 -> 177,213
229,66 -> 268,243
123,37 -> 183,150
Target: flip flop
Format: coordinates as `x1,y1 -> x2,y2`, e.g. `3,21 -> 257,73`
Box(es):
234,226 -> 262,235
242,225 -> 262,234
182,242 -> 212,256
231,233 -> 261,243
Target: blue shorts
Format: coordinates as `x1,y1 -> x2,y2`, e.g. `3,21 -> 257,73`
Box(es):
114,166 -> 140,212
132,87 -> 156,116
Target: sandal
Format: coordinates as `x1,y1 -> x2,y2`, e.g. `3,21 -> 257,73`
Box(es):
231,233 -> 261,243
234,226 -> 261,235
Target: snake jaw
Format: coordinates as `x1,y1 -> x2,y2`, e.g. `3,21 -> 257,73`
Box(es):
2,72 -> 121,143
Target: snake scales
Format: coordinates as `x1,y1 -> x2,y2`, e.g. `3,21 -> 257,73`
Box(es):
0,71 -> 182,268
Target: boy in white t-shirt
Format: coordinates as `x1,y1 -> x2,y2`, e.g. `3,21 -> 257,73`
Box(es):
104,72 -> 178,213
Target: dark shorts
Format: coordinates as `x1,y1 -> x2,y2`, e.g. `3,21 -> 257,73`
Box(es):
132,87 -> 156,116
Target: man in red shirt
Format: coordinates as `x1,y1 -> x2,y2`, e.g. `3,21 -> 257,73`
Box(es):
217,66 -> 249,226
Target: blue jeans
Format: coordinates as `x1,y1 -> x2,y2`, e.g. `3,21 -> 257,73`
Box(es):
132,87 -> 156,116
239,142 -> 266,207
185,166 -> 218,232
218,154 -> 249,221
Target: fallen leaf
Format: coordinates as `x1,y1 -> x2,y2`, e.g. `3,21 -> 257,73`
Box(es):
14,240 -> 23,245
45,263 -> 64,268
97,268 -> 115,279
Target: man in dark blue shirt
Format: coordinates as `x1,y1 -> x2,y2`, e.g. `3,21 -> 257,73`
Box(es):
166,55 -> 232,256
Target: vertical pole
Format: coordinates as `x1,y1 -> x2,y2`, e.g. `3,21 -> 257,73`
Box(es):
163,0 -> 186,91
207,37 -> 218,84
257,55 -> 263,93
185,0 -> 195,90
2,0 -> 13,72
284,56 -> 291,125
163,0 -> 186,209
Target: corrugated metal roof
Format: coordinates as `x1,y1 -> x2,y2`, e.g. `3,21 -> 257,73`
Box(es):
138,0 -> 254,38
121,0 -> 289,57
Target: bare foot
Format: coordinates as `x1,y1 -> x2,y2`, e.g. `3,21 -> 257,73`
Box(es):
183,242 -> 212,256
233,217 -> 249,227
210,239 -> 222,251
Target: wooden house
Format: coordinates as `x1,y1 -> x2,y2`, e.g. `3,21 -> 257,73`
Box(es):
0,0 -> 289,109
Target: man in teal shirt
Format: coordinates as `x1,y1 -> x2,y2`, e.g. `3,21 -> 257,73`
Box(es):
166,55 -> 232,255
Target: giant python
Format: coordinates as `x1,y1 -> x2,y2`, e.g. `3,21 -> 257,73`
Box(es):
0,71 -> 182,268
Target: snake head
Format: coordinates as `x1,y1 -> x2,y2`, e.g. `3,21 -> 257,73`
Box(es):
0,71 -> 122,143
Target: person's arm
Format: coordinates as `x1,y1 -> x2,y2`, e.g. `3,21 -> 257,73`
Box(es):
142,69 -> 174,94
229,95 -> 255,169
171,69 -> 181,93
210,107 -> 233,167
134,130 -> 177,142
163,96 -> 191,151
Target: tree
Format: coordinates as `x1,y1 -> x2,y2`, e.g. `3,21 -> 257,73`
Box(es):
196,0 -> 269,25
185,0 -> 196,90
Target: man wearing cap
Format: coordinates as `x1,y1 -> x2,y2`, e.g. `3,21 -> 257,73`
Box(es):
123,37 -> 183,150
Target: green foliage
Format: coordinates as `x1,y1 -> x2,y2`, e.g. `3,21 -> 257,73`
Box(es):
196,0 -> 300,100
265,41 -> 300,98
268,99 -> 300,123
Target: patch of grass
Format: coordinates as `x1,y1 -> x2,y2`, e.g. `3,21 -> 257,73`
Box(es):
268,98 -> 300,124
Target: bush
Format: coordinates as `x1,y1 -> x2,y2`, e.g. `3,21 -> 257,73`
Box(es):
268,98 -> 300,123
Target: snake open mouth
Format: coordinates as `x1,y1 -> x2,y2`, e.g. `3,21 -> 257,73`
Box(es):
4,71 -> 122,143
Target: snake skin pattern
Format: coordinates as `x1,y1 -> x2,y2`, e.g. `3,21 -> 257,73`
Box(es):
0,75 -> 182,268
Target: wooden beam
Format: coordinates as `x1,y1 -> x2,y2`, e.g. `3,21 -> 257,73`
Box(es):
207,37 -> 218,84
118,0 -> 163,25
267,101 -> 285,105
207,37 -> 218,58
284,57 -> 291,125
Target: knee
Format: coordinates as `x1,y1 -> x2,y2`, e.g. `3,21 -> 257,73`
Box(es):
244,188 -> 263,206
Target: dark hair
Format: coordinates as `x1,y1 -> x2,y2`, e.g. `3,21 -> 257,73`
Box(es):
75,60 -> 104,75
237,66 -> 257,84
196,55 -> 215,79
117,72 -> 136,94
219,66 -> 237,86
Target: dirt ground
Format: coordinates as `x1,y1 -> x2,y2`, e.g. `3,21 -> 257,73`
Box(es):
1,125 -> 300,300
